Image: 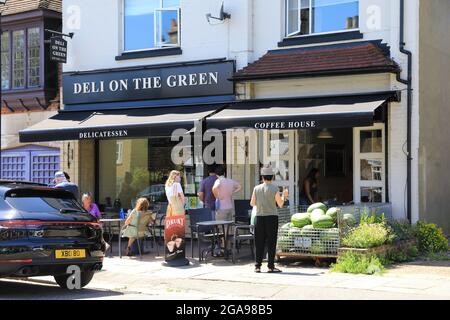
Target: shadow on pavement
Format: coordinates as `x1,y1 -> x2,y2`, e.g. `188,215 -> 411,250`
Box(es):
0,278 -> 124,300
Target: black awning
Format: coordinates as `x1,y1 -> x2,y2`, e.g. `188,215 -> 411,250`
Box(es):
206,92 -> 398,130
19,105 -> 222,143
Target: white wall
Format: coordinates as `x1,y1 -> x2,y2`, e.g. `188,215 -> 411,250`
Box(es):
1,111 -> 60,149
63,0 -> 254,72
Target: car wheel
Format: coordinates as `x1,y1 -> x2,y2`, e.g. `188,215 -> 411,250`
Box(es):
54,270 -> 95,289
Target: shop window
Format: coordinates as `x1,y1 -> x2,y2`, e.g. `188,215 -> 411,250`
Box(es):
285,0 -> 359,37
99,137 -> 196,212
27,28 -> 40,87
124,0 -> 180,52
1,32 -> 10,90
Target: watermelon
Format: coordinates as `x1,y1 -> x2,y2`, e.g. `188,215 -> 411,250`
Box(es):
320,228 -> 339,241
310,241 -> 326,254
310,208 -> 326,223
312,215 -> 335,229
277,236 -> 290,252
343,213 -> 357,226
281,222 -> 293,230
326,207 -> 340,221
288,227 -> 303,237
301,224 -> 314,236
307,202 -> 328,213
291,212 -> 311,228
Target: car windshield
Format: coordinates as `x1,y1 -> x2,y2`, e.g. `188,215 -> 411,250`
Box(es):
6,196 -> 85,213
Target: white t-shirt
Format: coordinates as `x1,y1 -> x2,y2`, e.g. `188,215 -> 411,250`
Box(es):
165,182 -> 183,202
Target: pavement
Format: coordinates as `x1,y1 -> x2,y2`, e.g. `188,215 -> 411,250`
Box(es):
2,244 -> 450,300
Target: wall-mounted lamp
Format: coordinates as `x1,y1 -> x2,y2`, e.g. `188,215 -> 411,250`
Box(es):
206,2 -> 231,24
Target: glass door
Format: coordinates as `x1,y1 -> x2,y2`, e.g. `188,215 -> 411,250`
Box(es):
353,124 -> 386,203
265,130 -> 297,205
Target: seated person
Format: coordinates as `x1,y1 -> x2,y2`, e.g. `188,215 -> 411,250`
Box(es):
82,192 -> 102,220
122,198 -> 155,256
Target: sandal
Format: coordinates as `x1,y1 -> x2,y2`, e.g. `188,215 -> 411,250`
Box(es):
126,247 -> 132,256
268,268 -> 282,273
254,267 -> 261,273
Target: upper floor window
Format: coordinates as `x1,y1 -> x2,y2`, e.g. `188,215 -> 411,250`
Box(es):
1,32 -> 10,90
124,0 -> 180,52
27,28 -> 41,87
1,27 -> 41,91
286,0 -> 359,37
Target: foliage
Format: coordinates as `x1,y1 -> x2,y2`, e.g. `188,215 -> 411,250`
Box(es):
359,208 -> 386,225
414,221 -> 449,254
331,252 -> 384,275
342,223 -> 391,248
386,219 -> 416,242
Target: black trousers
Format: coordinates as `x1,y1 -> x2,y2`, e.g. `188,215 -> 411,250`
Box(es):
254,215 -> 279,269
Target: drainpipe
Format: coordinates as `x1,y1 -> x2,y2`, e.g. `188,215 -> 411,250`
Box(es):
397,0 -> 413,222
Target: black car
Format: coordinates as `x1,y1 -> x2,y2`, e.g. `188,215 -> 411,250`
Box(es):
0,180 -> 105,289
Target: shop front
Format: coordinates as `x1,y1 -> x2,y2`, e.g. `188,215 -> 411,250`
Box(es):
19,59 -> 236,214
205,92 -> 398,217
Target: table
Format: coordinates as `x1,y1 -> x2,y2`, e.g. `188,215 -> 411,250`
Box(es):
100,218 -> 125,256
196,220 -> 234,262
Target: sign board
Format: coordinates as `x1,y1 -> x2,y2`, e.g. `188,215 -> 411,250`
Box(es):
50,37 -> 67,63
62,61 -> 235,105
164,213 -> 189,267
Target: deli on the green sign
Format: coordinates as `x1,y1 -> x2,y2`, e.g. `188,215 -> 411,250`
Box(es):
50,37 -> 67,63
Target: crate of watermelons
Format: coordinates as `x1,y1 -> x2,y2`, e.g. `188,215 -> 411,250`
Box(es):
276,203 -> 358,258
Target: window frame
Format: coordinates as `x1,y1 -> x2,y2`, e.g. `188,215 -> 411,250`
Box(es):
122,0 -> 181,54
27,27 -> 41,88
284,0 -> 360,39
12,29 -> 26,89
1,31 -> 11,91
353,123 -> 386,204
1,25 -> 43,92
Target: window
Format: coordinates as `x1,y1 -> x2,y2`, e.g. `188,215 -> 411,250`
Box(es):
99,137 -> 196,211
286,0 -> 359,37
12,30 -> 25,88
124,0 -> 180,52
1,27 -> 42,90
27,28 -> 40,87
1,32 -> 10,90
354,124 -> 385,203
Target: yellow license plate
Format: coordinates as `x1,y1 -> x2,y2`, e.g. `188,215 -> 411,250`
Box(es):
55,249 -> 86,259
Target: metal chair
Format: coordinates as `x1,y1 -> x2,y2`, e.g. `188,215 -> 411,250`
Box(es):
234,200 -> 252,225
188,208 -> 220,261
232,224 -> 255,264
119,211 -> 158,259
231,202 -> 255,263
153,203 -> 168,240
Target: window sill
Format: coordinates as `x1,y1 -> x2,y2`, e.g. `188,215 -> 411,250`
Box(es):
115,47 -> 182,61
278,30 -> 363,47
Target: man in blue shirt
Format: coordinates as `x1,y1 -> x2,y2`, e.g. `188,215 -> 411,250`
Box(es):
54,171 -> 80,200
197,165 -> 218,219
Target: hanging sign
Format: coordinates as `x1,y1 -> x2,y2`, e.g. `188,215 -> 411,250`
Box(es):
50,37 -> 68,63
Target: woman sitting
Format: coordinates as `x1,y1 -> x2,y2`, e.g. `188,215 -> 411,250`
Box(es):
122,197 -> 155,256
82,192 -> 102,220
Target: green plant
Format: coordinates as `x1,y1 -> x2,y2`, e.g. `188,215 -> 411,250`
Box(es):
385,249 -> 410,264
331,252 -> 385,275
386,220 -> 416,242
414,221 -> 449,254
342,223 -> 390,248
359,208 -> 386,225
406,245 -> 419,258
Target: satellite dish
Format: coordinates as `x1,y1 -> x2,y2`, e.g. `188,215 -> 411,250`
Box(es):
206,1 -> 231,23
